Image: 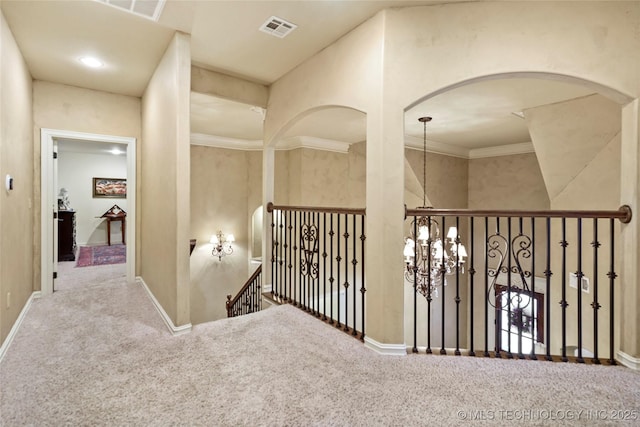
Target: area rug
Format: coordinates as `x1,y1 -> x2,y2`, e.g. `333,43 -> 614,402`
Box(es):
75,244 -> 126,267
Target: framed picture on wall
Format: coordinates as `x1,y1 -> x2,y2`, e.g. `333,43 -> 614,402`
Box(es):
93,177 -> 126,198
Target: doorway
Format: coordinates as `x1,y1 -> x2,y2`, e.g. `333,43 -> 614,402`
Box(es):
40,129 -> 136,295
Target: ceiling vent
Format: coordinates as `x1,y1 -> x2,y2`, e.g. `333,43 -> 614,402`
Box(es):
96,0 -> 166,22
259,16 -> 297,38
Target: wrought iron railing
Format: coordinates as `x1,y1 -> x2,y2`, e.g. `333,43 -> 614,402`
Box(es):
405,205 -> 631,364
267,203 -> 366,340
226,265 -> 262,317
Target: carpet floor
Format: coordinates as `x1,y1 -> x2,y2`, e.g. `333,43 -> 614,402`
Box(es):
1,275 -> 639,426
76,244 -> 126,267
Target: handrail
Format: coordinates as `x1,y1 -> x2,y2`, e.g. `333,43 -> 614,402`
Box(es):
406,205 -> 632,223
226,264 -> 262,317
267,202 -> 365,216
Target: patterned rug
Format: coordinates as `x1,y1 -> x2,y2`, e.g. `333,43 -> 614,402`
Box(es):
75,244 -> 126,267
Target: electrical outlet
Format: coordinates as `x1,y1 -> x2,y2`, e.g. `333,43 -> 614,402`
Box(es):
6,292 -> 10,309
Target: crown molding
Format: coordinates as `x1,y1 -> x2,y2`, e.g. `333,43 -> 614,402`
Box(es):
192,132 -> 534,159
404,135 -> 535,159
468,142 -> 535,159
191,133 -> 352,153
404,135 -> 469,158
190,133 -> 263,151
277,136 -> 351,153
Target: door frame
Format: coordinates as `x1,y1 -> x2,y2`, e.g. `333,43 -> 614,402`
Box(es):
40,128 -> 137,295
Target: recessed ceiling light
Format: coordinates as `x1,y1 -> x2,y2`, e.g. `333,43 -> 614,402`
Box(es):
79,56 -> 104,68
110,148 -> 123,155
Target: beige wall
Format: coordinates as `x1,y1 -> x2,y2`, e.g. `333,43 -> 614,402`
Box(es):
274,145 -> 366,208
140,32 -> 191,327
191,66 -> 268,108
467,152 -> 549,353
527,95 -> 622,356
468,153 -> 549,211
266,2 -> 640,350
32,81 -> 142,290
0,10 -> 34,346
406,149 -> 468,209
190,146 -> 261,324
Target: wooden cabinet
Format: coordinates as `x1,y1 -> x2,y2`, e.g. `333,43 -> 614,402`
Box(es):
58,210 -> 77,261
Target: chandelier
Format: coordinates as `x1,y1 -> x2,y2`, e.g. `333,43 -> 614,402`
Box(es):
210,230 -> 235,261
403,116 -> 467,298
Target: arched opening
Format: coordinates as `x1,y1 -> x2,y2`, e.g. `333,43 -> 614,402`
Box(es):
269,105 -> 367,208
402,72 -> 633,357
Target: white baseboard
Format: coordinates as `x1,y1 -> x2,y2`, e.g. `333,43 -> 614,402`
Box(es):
137,277 -> 192,336
0,291 -> 41,363
262,284 -> 272,293
617,351 -> 640,370
364,336 -> 407,356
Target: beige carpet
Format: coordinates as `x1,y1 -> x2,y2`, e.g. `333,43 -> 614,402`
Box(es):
1,273 -> 639,426
55,259 -> 126,292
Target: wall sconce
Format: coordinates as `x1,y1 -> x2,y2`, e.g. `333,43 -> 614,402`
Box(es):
211,230 -> 234,261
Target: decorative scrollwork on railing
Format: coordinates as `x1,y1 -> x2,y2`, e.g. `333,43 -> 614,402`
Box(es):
300,223 -> 319,279
486,232 -> 533,310
511,233 -> 533,293
486,233 -> 508,296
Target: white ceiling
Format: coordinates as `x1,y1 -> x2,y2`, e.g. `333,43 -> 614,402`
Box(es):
1,1 -> 606,152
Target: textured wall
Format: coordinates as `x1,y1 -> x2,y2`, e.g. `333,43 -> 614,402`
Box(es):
0,11 -> 34,347
140,32 -> 191,327
527,95 -> 622,355
32,81 -> 141,291
190,146 -> 261,324
468,153 -> 549,210
275,145 -> 365,208
406,149 -> 468,209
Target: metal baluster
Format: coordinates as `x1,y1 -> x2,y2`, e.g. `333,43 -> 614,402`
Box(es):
530,217 -> 537,360
412,216 -> 418,353
469,217 -> 476,357
507,217 -> 513,359
545,217 -> 552,361
258,273 -> 262,311
440,216 -> 446,355
294,211 -> 298,306
288,211 -> 292,302
352,214 -> 357,336
360,214 -> 366,340
279,210 -> 284,300
455,216 -> 461,356
344,213 -> 349,332
561,218 -> 568,362
426,216 -> 433,354
329,214 -> 334,324
301,211 -> 306,310
592,218 -> 601,364
322,213 -> 327,321
316,212 -> 320,317
517,217 -> 524,360
576,218 -> 584,363
282,211 -> 287,302
495,217 -> 501,358
271,212 -> 275,298
336,214 -> 341,328
484,216 -> 489,357
608,218 -> 616,365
